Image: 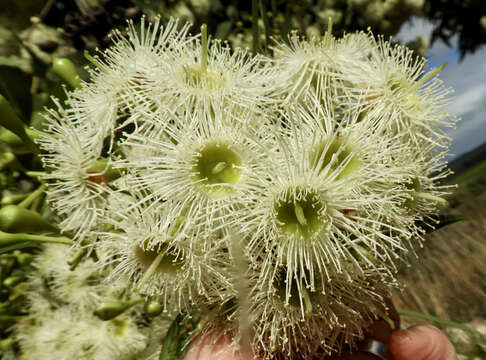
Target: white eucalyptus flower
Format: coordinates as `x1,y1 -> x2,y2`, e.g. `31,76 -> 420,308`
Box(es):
137,27 -> 274,114
271,25 -> 355,103
249,269 -> 394,359
86,17 -> 194,121
16,307 -> 146,360
97,193 -> 231,310
238,98 -> 411,309
339,34 -> 455,147
114,101 -> 276,245
36,103 -> 116,239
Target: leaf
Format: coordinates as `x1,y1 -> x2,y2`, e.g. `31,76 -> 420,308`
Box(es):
215,21 -> 232,40
0,241 -> 39,254
159,312 -> 201,360
419,213 -> 467,234
0,65 -> 32,121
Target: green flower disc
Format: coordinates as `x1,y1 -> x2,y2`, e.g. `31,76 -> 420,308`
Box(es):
275,189 -> 324,239
135,244 -> 183,275
192,141 -> 242,198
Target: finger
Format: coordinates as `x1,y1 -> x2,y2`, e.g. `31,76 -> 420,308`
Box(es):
389,325 -> 458,360
184,331 -> 255,360
336,350 -> 385,360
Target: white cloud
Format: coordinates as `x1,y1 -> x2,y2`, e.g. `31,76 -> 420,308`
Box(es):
395,17 -> 434,43
447,82 -> 486,116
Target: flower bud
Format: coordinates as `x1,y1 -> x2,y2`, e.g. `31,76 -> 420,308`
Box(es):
144,300 -> 164,317
93,299 -> 143,321
0,336 -> 14,351
0,152 -> 16,171
0,95 -> 36,152
0,127 -> 40,154
52,57 -> 82,89
0,205 -> 59,234
3,274 -> 24,288
1,193 -> 28,206
16,252 -> 33,266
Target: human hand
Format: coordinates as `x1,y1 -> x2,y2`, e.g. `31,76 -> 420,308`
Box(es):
184,324 -> 458,360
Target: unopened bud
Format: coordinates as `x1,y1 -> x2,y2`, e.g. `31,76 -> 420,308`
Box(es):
3,274 -> 24,288
93,299 -> 144,321
52,57 -> 82,89
0,205 -> 59,234
0,95 -> 37,152
144,300 -> 164,317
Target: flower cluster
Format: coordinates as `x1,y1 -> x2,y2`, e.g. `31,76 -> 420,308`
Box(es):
36,17 -> 455,359
15,244 -> 171,360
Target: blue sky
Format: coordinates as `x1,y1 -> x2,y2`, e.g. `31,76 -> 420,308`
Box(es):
396,17 -> 486,159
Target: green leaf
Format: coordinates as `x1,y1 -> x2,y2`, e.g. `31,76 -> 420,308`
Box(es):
0,241 -> 38,254
159,312 -> 201,360
419,213 -> 467,234
0,65 -> 32,121
215,21 -> 232,40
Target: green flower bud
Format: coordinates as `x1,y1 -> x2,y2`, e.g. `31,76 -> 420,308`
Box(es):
16,252 -> 33,266
0,127 -> 40,154
0,256 -> 15,275
0,95 -> 37,152
1,193 -> 29,206
144,300 -> 164,317
3,274 -> 24,288
0,152 -> 16,171
0,336 -> 14,351
93,299 -> 144,321
52,57 -> 82,89
0,205 -> 59,234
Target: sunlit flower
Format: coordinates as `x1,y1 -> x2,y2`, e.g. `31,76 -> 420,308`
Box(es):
36,102 -> 116,239
16,307 -> 146,360
97,193 -> 231,310
113,100 -> 275,245
239,97 -> 411,310
339,33 -> 455,147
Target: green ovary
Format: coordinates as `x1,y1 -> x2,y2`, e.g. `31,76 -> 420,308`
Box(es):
311,138 -> 360,179
182,65 -> 227,90
275,190 -> 324,239
192,142 -> 242,197
135,244 -> 183,275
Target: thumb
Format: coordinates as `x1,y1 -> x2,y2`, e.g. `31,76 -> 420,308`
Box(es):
389,325 -> 458,360
185,330 -> 255,360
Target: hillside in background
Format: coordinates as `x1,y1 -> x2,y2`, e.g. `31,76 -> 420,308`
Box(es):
445,142 -> 486,202
448,142 -> 486,180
